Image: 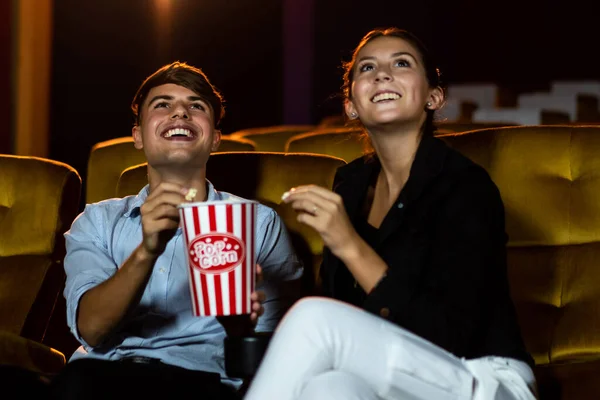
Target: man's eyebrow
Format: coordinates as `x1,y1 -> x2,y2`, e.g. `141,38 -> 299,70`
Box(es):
147,94 -> 208,107
148,95 -> 173,106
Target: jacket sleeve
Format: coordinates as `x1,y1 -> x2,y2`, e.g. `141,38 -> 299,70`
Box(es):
318,168 -> 346,298
363,167 -> 508,356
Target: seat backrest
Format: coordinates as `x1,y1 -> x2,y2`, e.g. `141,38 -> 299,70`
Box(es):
117,152 -> 347,293
285,128 -> 365,163
0,155 -> 81,342
229,125 -> 315,152
317,114 -> 346,128
438,125 -> 600,367
86,137 -> 146,204
436,121 -> 517,134
217,136 -> 257,152
86,136 -> 258,204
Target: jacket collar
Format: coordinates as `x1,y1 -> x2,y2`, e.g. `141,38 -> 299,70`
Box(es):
335,134 -> 450,244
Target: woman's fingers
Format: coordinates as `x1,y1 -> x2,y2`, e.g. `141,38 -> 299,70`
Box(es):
282,184 -> 339,202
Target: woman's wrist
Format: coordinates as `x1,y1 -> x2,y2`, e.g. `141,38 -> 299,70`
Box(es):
335,232 -> 364,265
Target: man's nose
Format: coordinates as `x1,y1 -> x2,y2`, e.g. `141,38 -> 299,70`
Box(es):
170,104 -> 189,119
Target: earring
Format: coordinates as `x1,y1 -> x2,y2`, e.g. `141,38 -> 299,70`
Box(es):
350,112 -> 357,118
426,102 -> 432,107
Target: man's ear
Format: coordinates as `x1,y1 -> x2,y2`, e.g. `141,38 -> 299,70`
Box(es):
132,125 -> 143,150
211,129 -> 222,152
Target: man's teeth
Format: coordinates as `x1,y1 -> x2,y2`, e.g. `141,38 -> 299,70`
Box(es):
372,92 -> 400,103
164,128 -> 192,138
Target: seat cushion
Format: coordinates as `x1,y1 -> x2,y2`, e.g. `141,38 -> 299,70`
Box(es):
0,255 -> 55,337
535,357 -> 600,400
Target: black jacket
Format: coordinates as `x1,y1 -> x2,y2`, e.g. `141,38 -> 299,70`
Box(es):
320,135 -> 534,367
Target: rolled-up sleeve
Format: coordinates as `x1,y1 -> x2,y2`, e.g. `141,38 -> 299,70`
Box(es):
63,204 -> 119,349
254,207 -> 303,333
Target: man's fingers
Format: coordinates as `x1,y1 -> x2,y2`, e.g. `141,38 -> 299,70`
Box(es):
250,290 -> 266,302
142,192 -> 187,213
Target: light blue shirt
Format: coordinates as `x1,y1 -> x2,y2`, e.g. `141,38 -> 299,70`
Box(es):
63,181 -> 303,388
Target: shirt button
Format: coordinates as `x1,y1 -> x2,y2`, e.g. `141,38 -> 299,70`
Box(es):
397,202 -> 404,209
379,307 -> 390,318
159,267 -> 166,273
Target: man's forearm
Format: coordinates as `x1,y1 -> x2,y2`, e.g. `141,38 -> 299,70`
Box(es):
77,244 -> 158,347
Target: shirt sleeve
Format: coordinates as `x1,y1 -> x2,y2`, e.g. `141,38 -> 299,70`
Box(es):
63,204 -> 120,349
363,167 -> 509,356
253,207 -> 303,333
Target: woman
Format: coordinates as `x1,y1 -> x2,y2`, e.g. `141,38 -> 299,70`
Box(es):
244,28 -> 537,400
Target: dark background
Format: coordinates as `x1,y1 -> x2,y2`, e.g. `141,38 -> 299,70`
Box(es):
49,0 -> 599,195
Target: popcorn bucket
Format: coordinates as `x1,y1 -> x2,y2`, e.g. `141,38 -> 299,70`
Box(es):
178,200 -> 257,316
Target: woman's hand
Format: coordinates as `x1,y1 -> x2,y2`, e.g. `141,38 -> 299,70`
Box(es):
281,185 -> 359,260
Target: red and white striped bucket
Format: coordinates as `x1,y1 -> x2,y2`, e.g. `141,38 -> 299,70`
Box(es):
178,200 -> 257,317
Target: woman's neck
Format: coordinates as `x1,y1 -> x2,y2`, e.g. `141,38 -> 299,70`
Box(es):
369,127 -> 422,193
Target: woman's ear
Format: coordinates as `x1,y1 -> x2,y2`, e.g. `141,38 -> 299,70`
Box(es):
427,86 -> 445,110
344,100 -> 358,119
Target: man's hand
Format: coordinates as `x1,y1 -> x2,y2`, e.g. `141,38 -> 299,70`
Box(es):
218,265 -> 265,337
139,182 -> 189,257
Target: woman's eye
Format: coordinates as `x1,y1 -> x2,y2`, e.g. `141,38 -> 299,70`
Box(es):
395,59 -> 410,67
359,64 -> 374,73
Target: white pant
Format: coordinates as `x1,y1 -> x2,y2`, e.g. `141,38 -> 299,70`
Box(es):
244,297 -> 538,400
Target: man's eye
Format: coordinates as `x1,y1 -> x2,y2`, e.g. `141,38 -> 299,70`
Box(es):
154,102 -> 169,108
190,103 -> 205,111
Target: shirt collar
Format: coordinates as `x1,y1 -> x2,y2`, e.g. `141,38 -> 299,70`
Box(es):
123,179 -> 223,218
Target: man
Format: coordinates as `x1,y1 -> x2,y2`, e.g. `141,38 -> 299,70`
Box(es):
52,62 -> 303,399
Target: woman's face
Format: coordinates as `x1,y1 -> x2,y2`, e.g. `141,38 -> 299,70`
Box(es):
345,36 -> 441,129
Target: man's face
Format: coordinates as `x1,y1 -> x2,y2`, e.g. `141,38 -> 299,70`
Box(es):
132,83 -> 221,169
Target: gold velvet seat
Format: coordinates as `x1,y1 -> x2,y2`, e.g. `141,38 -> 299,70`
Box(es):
435,121 -> 518,133
438,125 -> 600,399
85,137 -> 146,204
0,155 -> 81,374
116,152 -> 346,293
229,125 -> 315,152
284,127 -> 365,163
85,136 -> 257,204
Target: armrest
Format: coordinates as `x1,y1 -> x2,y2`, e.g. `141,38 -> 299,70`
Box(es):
0,330 -> 65,375
224,332 -> 272,379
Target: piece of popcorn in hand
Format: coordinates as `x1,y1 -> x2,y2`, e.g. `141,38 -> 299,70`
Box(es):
185,188 -> 197,202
